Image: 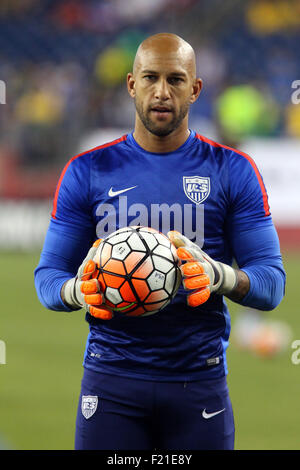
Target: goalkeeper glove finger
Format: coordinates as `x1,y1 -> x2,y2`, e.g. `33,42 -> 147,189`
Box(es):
63,239 -> 114,320
167,231 -> 237,307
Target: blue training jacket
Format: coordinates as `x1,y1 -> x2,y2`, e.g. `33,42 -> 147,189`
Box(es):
34,130 -> 286,381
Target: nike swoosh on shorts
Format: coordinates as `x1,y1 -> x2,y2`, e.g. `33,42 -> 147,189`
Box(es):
202,408 -> 225,419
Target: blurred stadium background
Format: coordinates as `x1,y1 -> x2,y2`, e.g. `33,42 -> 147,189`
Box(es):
0,0 -> 300,450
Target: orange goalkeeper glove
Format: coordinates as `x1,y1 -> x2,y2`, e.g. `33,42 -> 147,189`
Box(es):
168,231 -> 238,307
62,239 -> 113,320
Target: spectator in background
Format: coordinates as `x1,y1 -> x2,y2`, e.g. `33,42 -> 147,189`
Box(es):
12,62 -> 87,168
214,83 -> 280,148
14,66 -> 65,168
0,0 -> 299,184
246,0 -> 300,35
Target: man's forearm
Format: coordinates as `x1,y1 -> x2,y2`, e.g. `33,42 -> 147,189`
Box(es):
235,264 -> 285,311
34,266 -> 75,312
225,269 -> 250,303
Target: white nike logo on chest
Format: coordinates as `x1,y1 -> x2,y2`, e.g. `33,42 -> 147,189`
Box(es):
108,185 -> 138,197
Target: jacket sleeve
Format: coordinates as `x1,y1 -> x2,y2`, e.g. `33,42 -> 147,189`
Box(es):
34,153 -> 96,311
226,150 -> 286,311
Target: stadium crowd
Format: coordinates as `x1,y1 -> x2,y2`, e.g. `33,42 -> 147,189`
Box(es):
0,0 -> 299,197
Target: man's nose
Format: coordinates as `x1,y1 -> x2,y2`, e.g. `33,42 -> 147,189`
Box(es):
154,78 -> 171,100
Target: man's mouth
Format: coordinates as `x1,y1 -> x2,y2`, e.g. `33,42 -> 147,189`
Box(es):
151,106 -> 172,112
150,106 -> 172,118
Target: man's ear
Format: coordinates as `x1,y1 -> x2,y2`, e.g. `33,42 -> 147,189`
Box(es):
190,78 -> 202,104
127,73 -> 136,98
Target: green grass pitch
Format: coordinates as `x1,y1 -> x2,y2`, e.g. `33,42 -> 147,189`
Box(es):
0,250 -> 299,450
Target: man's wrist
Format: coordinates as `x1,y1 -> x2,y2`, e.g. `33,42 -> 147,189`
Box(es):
217,262 -> 238,295
61,279 -> 82,310
225,269 -> 250,302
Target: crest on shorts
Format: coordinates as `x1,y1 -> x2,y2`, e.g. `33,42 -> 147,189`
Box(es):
81,395 -> 98,419
183,176 -> 211,205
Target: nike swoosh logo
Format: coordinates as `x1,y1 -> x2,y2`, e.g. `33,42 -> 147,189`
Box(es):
108,185 -> 137,197
202,408 -> 225,419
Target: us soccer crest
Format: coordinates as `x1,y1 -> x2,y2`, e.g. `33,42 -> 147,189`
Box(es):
81,395 -> 98,419
183,176 -> 211,205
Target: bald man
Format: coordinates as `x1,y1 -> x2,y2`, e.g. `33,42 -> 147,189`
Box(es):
128,33 -> 201,148
35,33 -> 285,450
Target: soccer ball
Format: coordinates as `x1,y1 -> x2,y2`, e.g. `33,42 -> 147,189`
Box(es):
93,226 -> 181,317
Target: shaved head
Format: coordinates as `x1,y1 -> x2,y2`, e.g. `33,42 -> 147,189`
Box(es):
127,33 -> 202,150
133,33 -> 196,79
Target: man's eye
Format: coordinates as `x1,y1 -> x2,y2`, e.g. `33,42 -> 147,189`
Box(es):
169,77 -> 183,84
144,75 -> 156,80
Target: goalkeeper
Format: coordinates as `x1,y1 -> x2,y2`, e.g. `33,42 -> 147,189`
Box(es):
34,33 -> 285,450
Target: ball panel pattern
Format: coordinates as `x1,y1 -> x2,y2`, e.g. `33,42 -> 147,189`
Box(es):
111,242 -> 131,261
132,258 -> 154,279
103,259 -> 126,276
94,226 -> 181,317
124,251 -> 147,274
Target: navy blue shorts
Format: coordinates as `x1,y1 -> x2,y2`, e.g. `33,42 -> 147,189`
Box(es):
75,368 -> 235,450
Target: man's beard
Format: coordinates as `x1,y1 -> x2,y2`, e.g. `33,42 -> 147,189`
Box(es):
134,98 -> 190,137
